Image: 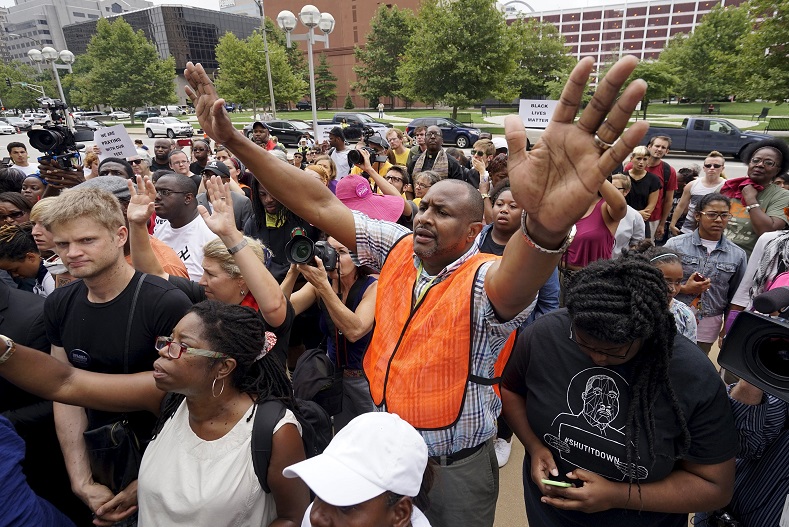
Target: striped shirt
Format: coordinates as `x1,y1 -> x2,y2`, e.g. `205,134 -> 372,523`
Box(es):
351,211 -> 534,456
726,385 -> 789,527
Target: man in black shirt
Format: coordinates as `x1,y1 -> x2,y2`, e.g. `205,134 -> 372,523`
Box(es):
407,125 -> 470,184
42,187 -> 191,525
149,139 -> 174,172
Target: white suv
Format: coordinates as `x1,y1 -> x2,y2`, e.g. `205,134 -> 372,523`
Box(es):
21,112 -> 51,125
144,117 -> 194,138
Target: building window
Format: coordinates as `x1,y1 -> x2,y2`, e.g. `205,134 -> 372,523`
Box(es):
74,12 -> 86,17
88,14 -> 98,19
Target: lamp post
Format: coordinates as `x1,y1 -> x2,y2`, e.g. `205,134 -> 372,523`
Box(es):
277,5 -> 335,140
254,0 -> 277,118
28,47 -> 74,112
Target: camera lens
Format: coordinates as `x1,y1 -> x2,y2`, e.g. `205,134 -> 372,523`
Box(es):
347,150 -> 362,166
28,129 -> 63,152
756,336 -> 789,378
285,235 -> 315,265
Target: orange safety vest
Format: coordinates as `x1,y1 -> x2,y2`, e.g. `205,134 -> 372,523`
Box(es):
364,236 -> 500,430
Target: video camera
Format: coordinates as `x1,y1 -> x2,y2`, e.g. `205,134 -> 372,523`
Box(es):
285,235 -> 338,271
719,287 -> 789,402
27,97 -> 87,170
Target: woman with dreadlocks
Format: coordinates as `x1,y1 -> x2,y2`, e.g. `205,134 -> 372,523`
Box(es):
0,300 -> 310,526
501,255 -> 737,527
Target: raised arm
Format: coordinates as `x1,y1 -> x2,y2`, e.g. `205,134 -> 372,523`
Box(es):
201,177 -> 288,327
127,176 -> 168,279
184,63 -> 357,251
600,179 -> 627,223
485,56 -> 649,320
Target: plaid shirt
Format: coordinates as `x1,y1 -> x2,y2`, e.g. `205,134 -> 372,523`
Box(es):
351,211 -> 533,456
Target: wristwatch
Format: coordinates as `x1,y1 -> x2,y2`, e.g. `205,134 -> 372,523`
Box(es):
0,335 -> 16,364
745,203 -> 760,212
480,193 -> 490,199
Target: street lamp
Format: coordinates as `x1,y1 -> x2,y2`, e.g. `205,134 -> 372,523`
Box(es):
277,5 -> 335,140
7,33 -> 43,72
253,0 -> 277,119
28,47 -> 74,119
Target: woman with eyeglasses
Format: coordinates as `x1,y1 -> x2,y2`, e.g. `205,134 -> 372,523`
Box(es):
0,192 -> 31,226
0,300 -> 310,526
412,170 -> 441,205
128,175 -> 294,368
129,155 -> 152,179
721,139 -> 789,257
665,193 -> 747,354
669,151 -> 726,237
500,255 -> 737,527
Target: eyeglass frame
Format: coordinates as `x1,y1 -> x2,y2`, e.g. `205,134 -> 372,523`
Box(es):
703,163 -> 723,169
414,182 -> 432,189
0,210 -> 26,222
569,325 -> 638,359
749,157 -> 778,168
471,150 -> 487,157
385,175 -> 404,183
155,336 -> 229,360
128,159 -> 144,165
697,211 -> 733,220
155,188 -> 189,198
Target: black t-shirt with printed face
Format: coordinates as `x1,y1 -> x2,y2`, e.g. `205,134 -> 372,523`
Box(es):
501,309 -> 737,527
44,272 -> 192,437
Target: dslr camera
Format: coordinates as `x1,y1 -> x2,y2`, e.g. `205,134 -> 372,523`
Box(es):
347,129 -> 389,166
28,97 -> 88,170
285,235 -> 338,271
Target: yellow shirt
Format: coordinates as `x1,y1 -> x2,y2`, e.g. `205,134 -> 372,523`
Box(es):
351,161 -> 391,177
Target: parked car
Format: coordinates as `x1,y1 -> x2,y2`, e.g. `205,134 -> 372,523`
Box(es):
145,117 -> 194,138
107,111 -> 130,120
405,117 -> 481,149
0,117 -> 32,131
72,111 -> 104,120
73,119 -> 107,131
160,105 -> 187,117
295,100 -> 311,111
0,121 -> 15,135
639,117 -> 772,158
242,119 -> 312,146
134,109 -> 160,120
21,112 -> 51,126
315,113 -> 390,142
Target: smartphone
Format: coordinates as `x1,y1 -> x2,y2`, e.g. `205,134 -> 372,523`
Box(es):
693,273 -> 706,282
541,478 -> 573,488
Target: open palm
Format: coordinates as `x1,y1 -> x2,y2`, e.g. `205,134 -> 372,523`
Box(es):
184,62 -> 241,145
506,56 -> 649,238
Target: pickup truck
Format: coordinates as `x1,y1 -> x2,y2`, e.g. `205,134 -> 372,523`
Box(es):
316,113 -> 390,141
640,118 -> 772,158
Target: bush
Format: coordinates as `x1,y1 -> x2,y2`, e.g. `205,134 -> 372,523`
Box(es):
344,94 -> 355,110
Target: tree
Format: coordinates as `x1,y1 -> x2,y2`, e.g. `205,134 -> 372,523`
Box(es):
659,5 -> 749,103
314,53 -> 337,110
64,17 -> 176,123
353,5 -> 415,106
397,0 -> 515,119
498,18 -> 573,101
0,61 -> 56,110
215,30 -> 307,116
739,0 -> 789,102
624,61 -> 678,119
344,93 -> 355,110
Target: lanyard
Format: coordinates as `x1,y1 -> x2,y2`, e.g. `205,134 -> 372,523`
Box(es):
413,261 -> 441,307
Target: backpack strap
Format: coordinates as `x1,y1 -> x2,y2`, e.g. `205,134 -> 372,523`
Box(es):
251,398 -> 287,494
661,161 -> 671,188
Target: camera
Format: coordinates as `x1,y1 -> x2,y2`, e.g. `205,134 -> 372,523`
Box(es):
285,235 -> 338,271
348,131 -> 389,166
348,146 -> 383,167
719,287 -> 789,402
27,97 -> 87,170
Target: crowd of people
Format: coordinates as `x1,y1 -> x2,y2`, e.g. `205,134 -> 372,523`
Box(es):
0,55 -> 786,527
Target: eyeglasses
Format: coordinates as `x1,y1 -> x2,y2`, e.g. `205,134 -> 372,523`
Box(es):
154,336 -> 228,360
750,158 -> 777,168
425,132 -> 441,138
0,210 -> 25,222
569,326 -> 636,359
699,211 -> 733,220
156,189 -> 188,197
129,159 -> 143,165
703,163 -> 723,169
385,175 -> 404,183
471,150 -> 487,157
414,182 -> 431,189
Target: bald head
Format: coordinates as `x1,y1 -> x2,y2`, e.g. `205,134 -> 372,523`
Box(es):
432,179 -> 484,224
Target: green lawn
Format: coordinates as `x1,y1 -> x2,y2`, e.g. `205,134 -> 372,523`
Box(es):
644,100 -> 789,117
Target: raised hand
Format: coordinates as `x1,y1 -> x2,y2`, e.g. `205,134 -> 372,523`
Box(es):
183,62 -> 243,145
199,175 -> 238,239
505,56 -> 649,245
126,176 -> 156,225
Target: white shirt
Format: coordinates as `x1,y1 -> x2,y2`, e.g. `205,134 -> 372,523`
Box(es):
731,230 -> 784,308
331,148 -> 351,179
613,205 -> 646,258
302,502 -> 431,526
138,400 -> 300,527
13,163 -> 38,176
152,214 -> 216,281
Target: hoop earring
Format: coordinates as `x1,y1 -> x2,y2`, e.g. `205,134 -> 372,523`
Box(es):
211,377 -> 225,398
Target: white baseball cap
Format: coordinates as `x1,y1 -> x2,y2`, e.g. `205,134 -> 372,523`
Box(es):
492,137 -> 508,153
283,412 -> 428,506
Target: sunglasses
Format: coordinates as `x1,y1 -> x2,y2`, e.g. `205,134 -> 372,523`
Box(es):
0,210 -> 25,222
703,163 -> 722,169
154,336 -> 228,360
471,150 -> 487,157
129,159 -> 143,165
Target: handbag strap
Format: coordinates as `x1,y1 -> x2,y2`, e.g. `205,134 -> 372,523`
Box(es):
124,273 -> 147,374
